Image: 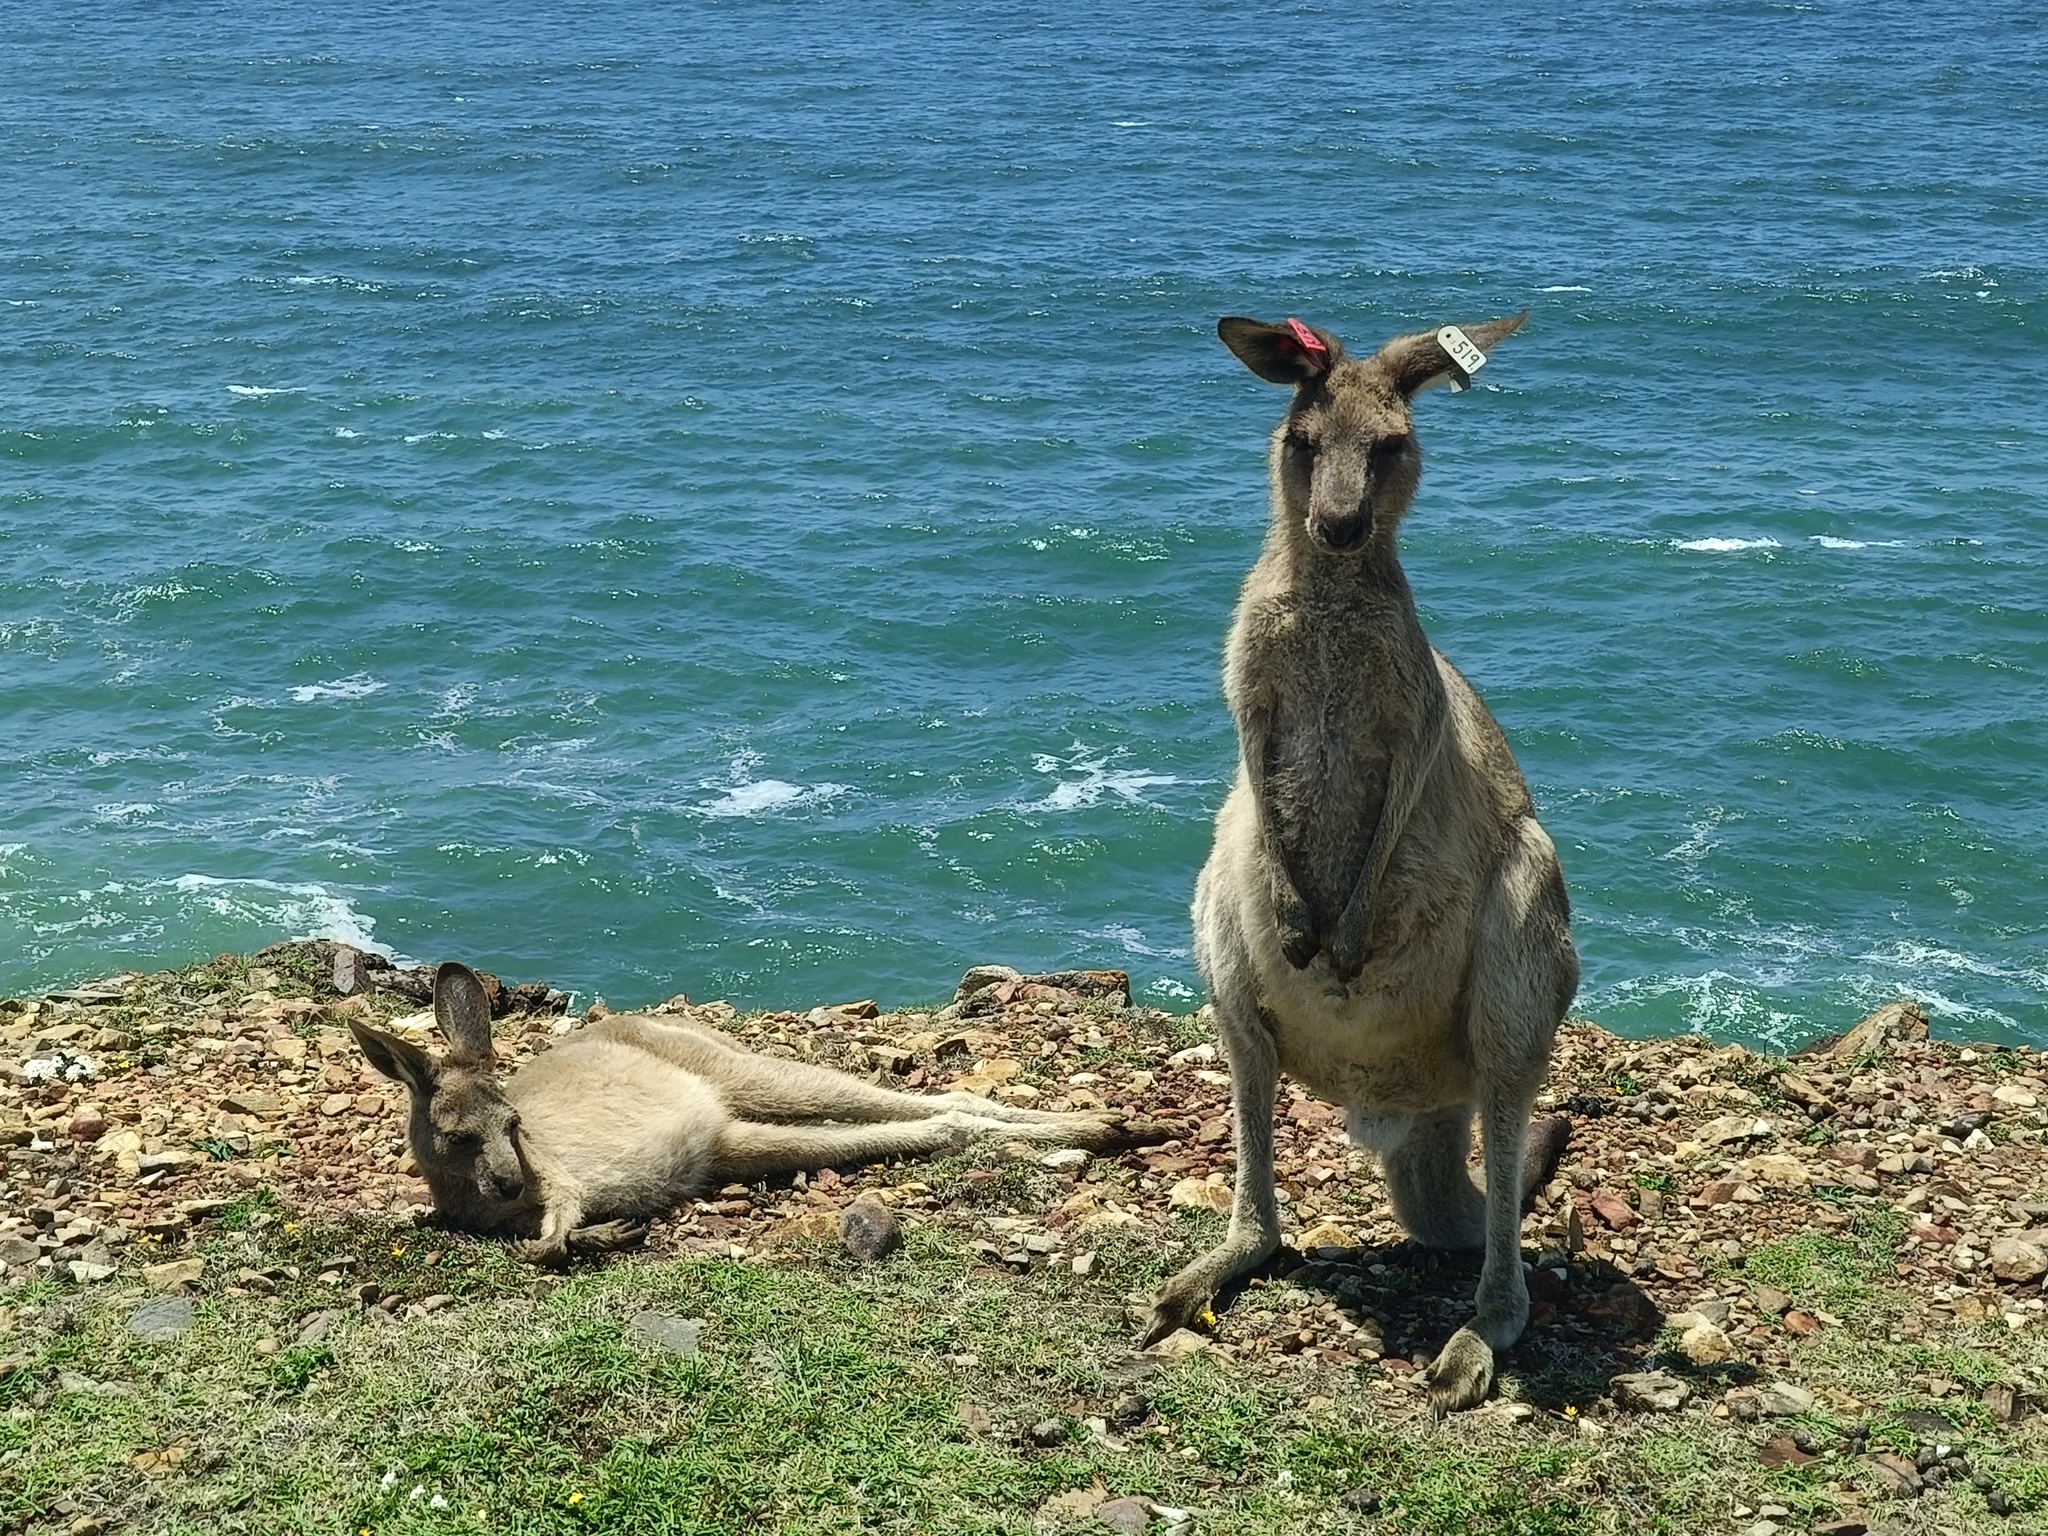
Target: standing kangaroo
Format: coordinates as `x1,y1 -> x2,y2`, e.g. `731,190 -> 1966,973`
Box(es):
1145,313 -> 1577,1413
355,962 -> 1156,1264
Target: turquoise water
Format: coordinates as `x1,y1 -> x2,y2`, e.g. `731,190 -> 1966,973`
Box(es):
4,2 -> 2045,1047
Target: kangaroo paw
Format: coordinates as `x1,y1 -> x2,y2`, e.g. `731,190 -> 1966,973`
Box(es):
1141,1282 -> 1215,1348
1278,920 -> 1320,970
1426,1326 -> 1496,1416
569,1219 -> 648,1254
510,1237 -> 571,1269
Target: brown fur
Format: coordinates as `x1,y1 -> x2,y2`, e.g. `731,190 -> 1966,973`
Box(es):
1144,314 -> 1578,1412
355,962 -> 1160,1264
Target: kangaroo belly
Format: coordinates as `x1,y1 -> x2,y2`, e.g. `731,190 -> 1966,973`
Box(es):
512,1043 -> 727,1220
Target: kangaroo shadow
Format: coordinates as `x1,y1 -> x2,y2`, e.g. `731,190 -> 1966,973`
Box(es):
1244,1240 -> 1755,1411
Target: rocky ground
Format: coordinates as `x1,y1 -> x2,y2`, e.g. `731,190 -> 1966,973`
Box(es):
2,945 -> 2046,1535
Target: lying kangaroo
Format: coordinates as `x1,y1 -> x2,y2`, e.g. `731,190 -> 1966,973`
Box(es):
354,962 -> 1154,1263
1145,313 -> 1577,1413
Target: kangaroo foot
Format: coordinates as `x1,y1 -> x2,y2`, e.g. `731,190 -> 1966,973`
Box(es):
1426,1325 -> 1496,1415
569,1219 -> 648,1254
510,1237 -> 571,1269
1142,1232 -> 1280,1346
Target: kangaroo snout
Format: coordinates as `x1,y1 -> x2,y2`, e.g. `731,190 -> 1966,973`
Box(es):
1310,509 -> 1371,553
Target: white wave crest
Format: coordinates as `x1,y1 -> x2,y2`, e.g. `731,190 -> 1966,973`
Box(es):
226,385 -> 303,398
1027,748 -> 1183,812
1539,285 -> 1592,293
289,674 -> 386,703
1672,536 -> 1781,553
695,777 -> 848,820
170,874 -> 393,956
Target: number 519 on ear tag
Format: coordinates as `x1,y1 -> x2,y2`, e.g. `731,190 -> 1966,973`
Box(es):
1436,325 -> 1488,392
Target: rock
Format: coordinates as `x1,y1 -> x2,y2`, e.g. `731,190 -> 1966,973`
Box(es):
1108,1393 -> 1149,1428
69,1260 -> 118,1284
1757,1435 -> 1817,1468
1988,1237 -> 2047,1285
1782,1309 -> 1822,1336
1982,1383 -> 2019,1422
1701,1115 -> 1772,1145
0,1236 -> 40,1268
1811,1522 -> 1868,1536
1588,1192 -> 1637,1230
954,965 -> 1023,1001
627,1312 -> 703,1357
67,1107 -> 107,1143
332,947 -> 368,995
1296,1220 -> 1355,1253
141,1257 -> 204,1291
1339,1489 -> 1383,1514
1751,1285 -> 1792,1315
1992,1083 -> 2039,1109
956,1401 -> 994,1436
1741,1153 -> 1811,1187
1678,1320 -> 1737,1365
224,1090 -> 285,1118
1758,1380 -> 1815,1417
1096,1497 -> 1154,1536
839,1197 -> 903,1262
126,1297 -> 196,1342
1147,1328 -> 1211,1360
296,1309 -> 341,1345
1167,1178 -> 1232,1214
320,1093 -> 355,1117
1863,1450 -> 1922,1496
1027,1418 -> 1066,1447
1609,1371 -> 1692,1413
1825,1000 -> 1929,1059
1040,1148 -> 1090,1171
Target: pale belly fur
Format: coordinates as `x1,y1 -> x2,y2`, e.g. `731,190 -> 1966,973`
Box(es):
1195,780 -> 1479,1117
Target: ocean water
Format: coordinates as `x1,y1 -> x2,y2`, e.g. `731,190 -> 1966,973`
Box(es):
3,1 -> 2045,1048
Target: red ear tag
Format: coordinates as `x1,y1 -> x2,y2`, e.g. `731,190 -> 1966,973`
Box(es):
1285,317 -> 1328,363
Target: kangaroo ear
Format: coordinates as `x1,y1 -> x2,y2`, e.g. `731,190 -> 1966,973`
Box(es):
1218,316 -> 1338,385
433,961 -> 497,1067
351,1020 -> 437,1096
1379,311 -> 1528,397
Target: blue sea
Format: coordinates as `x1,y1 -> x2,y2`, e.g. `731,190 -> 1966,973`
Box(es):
4,1 -> 2045,1048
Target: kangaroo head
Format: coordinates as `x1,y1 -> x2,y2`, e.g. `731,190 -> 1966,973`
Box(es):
1218,312 -> 1526,556
350,961 -> 529,1208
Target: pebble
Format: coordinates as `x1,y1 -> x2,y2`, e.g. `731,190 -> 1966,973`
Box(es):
1757,1381 -> 1815,1417
627,1312 -> 703,1357
67,1108 -> 107,1143
1609,1371 -> 1692,1413
1095,1496 -> 1153,1535
1988,1237 -> 2046,1285
838,1197 -> 903,1261
126,1297 -> 196,1342
1026,1418 -> 1066,1447
140,1257 -> 205,1291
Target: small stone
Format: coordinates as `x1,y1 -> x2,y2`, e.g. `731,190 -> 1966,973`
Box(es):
1339,1489 -> 1382,1513
627,1312 -> 703,1357
135,1150 -> 196,1176
126,1297 -> 196,1342
1982,1383 -> 2018,1422
1987,1488 -> 2012,1515
1167,1178 -> 1232,1214
1751,1285 -> 1792,1315
296,1309 -> 341,1345
69,1260 -> 117,1284
1757,1435 -> 1816,1468
1758,1380 -> 1815,1417
957,1401 -> 994,1436
1588,1192 -> 1637,1231
1863,1450 -> 1922,1496
223,1090 -> 285,1118
1679,1320 -> 1737,1365
141,1257 -> 205,1291
0,1236 -> 41,1268
1782,1309 -> 1822,1336
332,947 -> 367,995
1812,1521 -> 1868,1536
1096,1496 -> 1154,1536
1988,1237 -> 2047,1285
68,1107 -> 107,1143
1700,1114 -> 1771,1145
1027,1418 -> 1066,1447
1609,1371 -> 1692,1413
320,1093 -> 354,1117
839,1197 -> 903,1262
1147,1328 -> 1211,1360
1108,1393 -> 1149,1428
1295,1220 -> 1355,1252
1040,1148 -> 1090,1171
1992,1083 -> 2038,1109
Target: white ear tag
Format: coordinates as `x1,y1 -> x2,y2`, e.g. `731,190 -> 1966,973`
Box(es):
1436,325 -> 1488,392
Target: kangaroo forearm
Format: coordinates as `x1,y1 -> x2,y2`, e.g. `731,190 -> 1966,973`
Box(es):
1333,695 -> 1447,945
